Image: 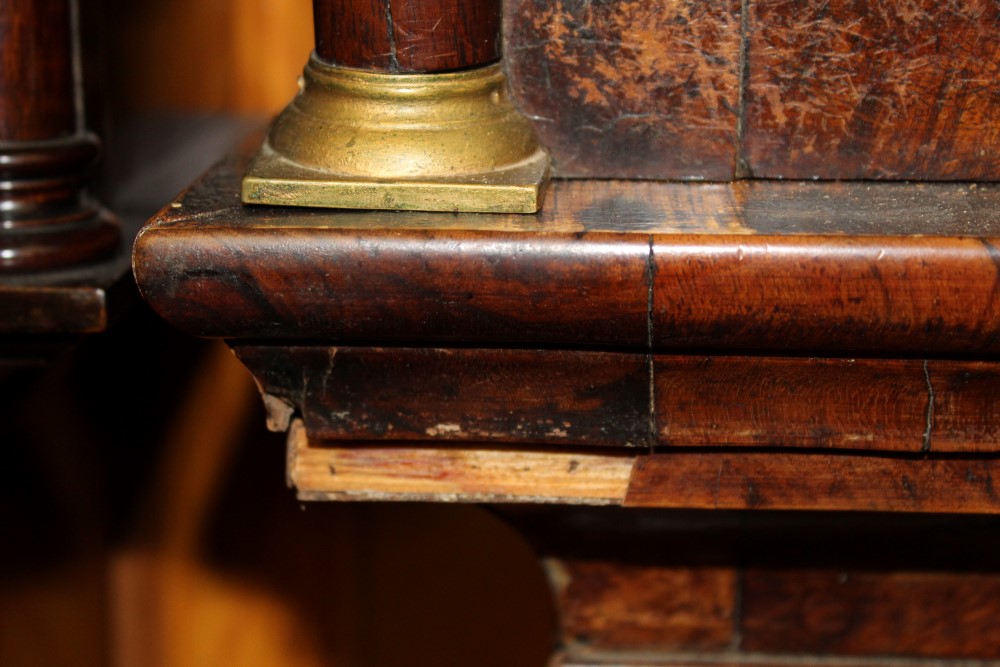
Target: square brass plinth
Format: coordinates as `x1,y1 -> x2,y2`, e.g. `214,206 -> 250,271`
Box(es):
241,144 -> 550,214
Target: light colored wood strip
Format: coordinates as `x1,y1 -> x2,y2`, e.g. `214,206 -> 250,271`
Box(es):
288,420 -> 634,504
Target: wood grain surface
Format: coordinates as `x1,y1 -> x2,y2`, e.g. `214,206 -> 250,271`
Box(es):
137,151 -> 1000,353
742,0 -> 1000,180
313,0 -> 501,72
550,560 -> 736,652
626,453 -> 1000,512
0,0 -> 75,141
238,345 -> 1000,453
288,421 -> 635,504
742,569 -> 1000,659
238,347 -> 651,447
505,0 -> 741,179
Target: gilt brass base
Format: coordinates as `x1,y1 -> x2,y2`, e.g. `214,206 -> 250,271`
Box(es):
242,57 -> 550,214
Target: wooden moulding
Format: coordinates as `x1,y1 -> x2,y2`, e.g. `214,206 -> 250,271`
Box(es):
238,346 -> 1000,454
136,148 -> 1000,354
288,422 -> 1000,513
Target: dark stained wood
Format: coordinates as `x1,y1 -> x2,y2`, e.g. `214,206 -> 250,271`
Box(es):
238,347 -> 651,447
742,0 -> 1000,180
657,357 -> 1000,453
313,0 -> 501,73
0,0 -> 119,273
653,235 -> 1000,354
0,0 -> 75,141
625,453 -> 1000,512
742,569 -> 1000,659
505,0 -> 741,179
0,286 -> 107,334
551,560 -> 736,652
134,226 -> 650,346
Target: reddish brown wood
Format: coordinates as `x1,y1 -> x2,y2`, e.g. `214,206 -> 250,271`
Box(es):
137,150 -> 1000,353
134,226 -> 649,345
741,0 -> 1000,180
626,453 -> 1000,512
742,569 -> 1000,659
551,560 -> 736,652
0,0 -> 75,141
505,0 -> 741,179
653,235 -> 1000,353
237,347 -> 651,447
656,357 -> 1000,453
313,0 -> 501,73
0,0 -> 119,273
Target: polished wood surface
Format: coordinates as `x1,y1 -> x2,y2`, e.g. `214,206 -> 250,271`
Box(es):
0,0 -> 119,273
137,150 -> 1000,353
313,0 -> 502,72
0,0 -> 75,141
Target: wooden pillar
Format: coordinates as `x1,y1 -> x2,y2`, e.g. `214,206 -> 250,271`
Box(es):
312,0 -> 502,73
0,0 -> 119,273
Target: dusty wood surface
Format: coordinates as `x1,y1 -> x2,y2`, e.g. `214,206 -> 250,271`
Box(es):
238,347 -> 651,447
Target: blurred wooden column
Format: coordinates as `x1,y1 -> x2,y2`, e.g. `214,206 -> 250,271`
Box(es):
0,0 -> 118,273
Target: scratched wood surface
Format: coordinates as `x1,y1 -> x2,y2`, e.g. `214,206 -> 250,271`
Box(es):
313,0 -> 501,72
742,0 -> 1000,180
505,0 -> 741,179
238,347 -> 651,447
136,150 -> 1000,352
239,346 -> 1000,454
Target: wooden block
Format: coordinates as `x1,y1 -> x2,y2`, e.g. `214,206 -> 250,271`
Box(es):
742,569 -> 1000,659
742,0 -> 1000,180
626,453 -> 1000,513
505,0 -> 741,179
550,560 -> 736,652
237,346 -> 651,447
288,421 -> 635,504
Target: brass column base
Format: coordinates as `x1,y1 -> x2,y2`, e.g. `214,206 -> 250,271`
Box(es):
243,57 -> 550,214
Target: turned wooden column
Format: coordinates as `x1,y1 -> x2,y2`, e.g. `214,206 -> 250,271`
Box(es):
0,0 -> 119,273
312,0 -> 502,73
